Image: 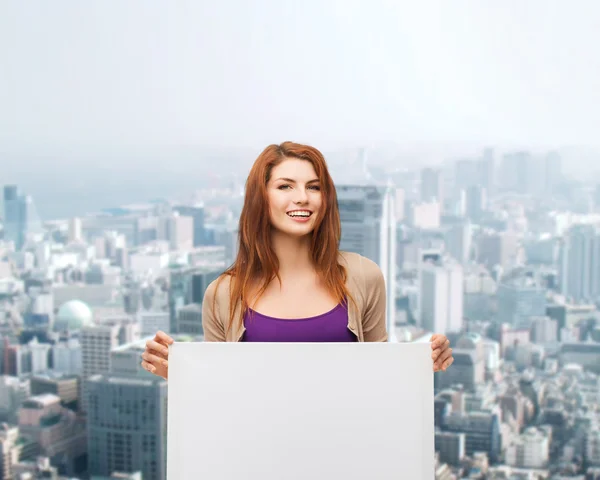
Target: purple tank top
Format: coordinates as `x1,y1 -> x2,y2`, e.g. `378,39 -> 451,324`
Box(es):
242,301 -> 357,342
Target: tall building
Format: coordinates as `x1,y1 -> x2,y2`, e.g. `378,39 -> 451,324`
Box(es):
28,337 -> 50,373
87,340 -> 168,480
3,185 -> 20,247
53,337 -> 83,376
476,231 -> 519,271
559,224 -> 600,303
407,201 -> 441,229
167,213 -> 194,251
445,221 -> 472,264
3,185 -> 43,250
168,265 -> 222,334
497,279 -> 547,328
0,425 -> 24,479
419,257 -> 464,334
443,411 -> 501,463
68,217 -> 82,243
420,168 -> 444,206
435,432 -> 465,466
80,319 -> 137,414
173,204 -> 206,247
480,147 -> 495,194
439,333 -> 486,392
465,185 -> 487,221
336,184 -> 397,340
500,151 -> 532,193
18,393 -> 87,475
505,427 -> 550,469
0,376 -> 30,423
454,159 -> 480,191
544,151 -> 562,194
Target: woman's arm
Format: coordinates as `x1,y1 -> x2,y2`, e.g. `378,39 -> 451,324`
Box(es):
361,257 -> 388,342
202,279 -> 227,342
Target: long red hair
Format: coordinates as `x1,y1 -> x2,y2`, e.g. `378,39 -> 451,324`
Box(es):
212,141 -> 356,336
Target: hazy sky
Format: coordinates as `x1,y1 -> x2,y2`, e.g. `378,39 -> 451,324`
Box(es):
1,0 -> 599,154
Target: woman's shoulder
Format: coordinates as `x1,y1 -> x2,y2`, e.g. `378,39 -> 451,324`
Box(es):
338,250 -> 384,282
203,272 -> 232,303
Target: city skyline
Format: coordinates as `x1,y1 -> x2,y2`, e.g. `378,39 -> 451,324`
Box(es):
2,1 -> 600,479
3,144 -> 600,478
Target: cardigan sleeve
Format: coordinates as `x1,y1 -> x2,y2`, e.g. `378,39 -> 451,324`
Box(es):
360,256 -> 388,342
201,278 -> 227,342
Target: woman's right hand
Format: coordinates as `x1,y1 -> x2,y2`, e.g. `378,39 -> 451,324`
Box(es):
141,330 -> 174,379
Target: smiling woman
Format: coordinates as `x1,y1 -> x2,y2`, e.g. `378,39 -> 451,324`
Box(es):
141,141 -> 454,378
268,159 -> 323,236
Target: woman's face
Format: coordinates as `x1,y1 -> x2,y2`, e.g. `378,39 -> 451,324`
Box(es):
266,158 -> 323,238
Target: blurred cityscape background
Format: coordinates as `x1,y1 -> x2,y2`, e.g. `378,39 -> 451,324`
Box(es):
3,145 -> 600,480
2,1 -> 600,479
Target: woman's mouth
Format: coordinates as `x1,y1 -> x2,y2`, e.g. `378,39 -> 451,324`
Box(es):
286,210 -> 313,222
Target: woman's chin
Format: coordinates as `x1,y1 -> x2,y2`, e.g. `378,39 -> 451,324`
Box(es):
272,224 -> 315,238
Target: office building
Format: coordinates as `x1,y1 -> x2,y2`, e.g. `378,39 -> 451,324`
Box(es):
497,279 -> 546,328
558,224 -> 600,303
3,185 -> 43,250
336,184 -> 397,340
87,340 -> 169,480
419,258 -> 464,334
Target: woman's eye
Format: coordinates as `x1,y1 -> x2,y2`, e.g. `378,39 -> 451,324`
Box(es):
277,184 -> 320,191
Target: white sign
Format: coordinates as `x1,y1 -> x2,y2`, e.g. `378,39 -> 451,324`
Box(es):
167,342 -> 434,479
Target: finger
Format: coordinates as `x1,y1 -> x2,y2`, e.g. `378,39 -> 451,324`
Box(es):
431,342 -> 447,359
432,338 -> 449,352
435,349 -> 452,367
141,351 -> 168,368
437,347 -> 453,364
150,335 -> 170,351
141,361 -> 156,373
441,357 -> 454,371
435,349 -> 453,368
431,340 -> 450,359
146,340 -> 169,356
156,330 -> 174,345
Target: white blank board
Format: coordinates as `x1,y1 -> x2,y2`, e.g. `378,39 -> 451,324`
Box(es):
166,342 -> 434,480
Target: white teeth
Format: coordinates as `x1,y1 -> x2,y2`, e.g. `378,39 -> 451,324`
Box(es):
287,211 -> 311,217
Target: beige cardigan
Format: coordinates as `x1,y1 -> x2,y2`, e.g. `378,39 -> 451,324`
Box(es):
201,250 -> 388,342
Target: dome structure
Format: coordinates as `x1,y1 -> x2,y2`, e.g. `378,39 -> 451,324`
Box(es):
54,300 -> 93,331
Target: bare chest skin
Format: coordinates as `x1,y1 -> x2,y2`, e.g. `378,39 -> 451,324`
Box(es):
248,274 -> 339,319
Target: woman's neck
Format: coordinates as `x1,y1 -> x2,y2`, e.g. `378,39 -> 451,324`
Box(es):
271,229 -> 315,278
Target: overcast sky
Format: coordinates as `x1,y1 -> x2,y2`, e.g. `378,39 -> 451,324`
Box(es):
1,0 -> 599,155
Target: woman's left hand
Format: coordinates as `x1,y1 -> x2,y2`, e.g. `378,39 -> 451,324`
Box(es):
430,334 -> 453,372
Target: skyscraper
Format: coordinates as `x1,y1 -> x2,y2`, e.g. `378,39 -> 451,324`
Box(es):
419,258 -> 464,334
558,224 -> 600,303
420,168 -> 444,206
87,340 -> 168,480
173,204 -> 205,247
445,221 -> 472,265
3,185 -> 43,250
496,279 -> 546,327
336,183 -> 397,340
3,185 -> 23,248
80,319 -> 137,413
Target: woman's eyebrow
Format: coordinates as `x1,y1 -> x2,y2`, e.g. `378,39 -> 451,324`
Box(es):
275,177 -> 319,184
